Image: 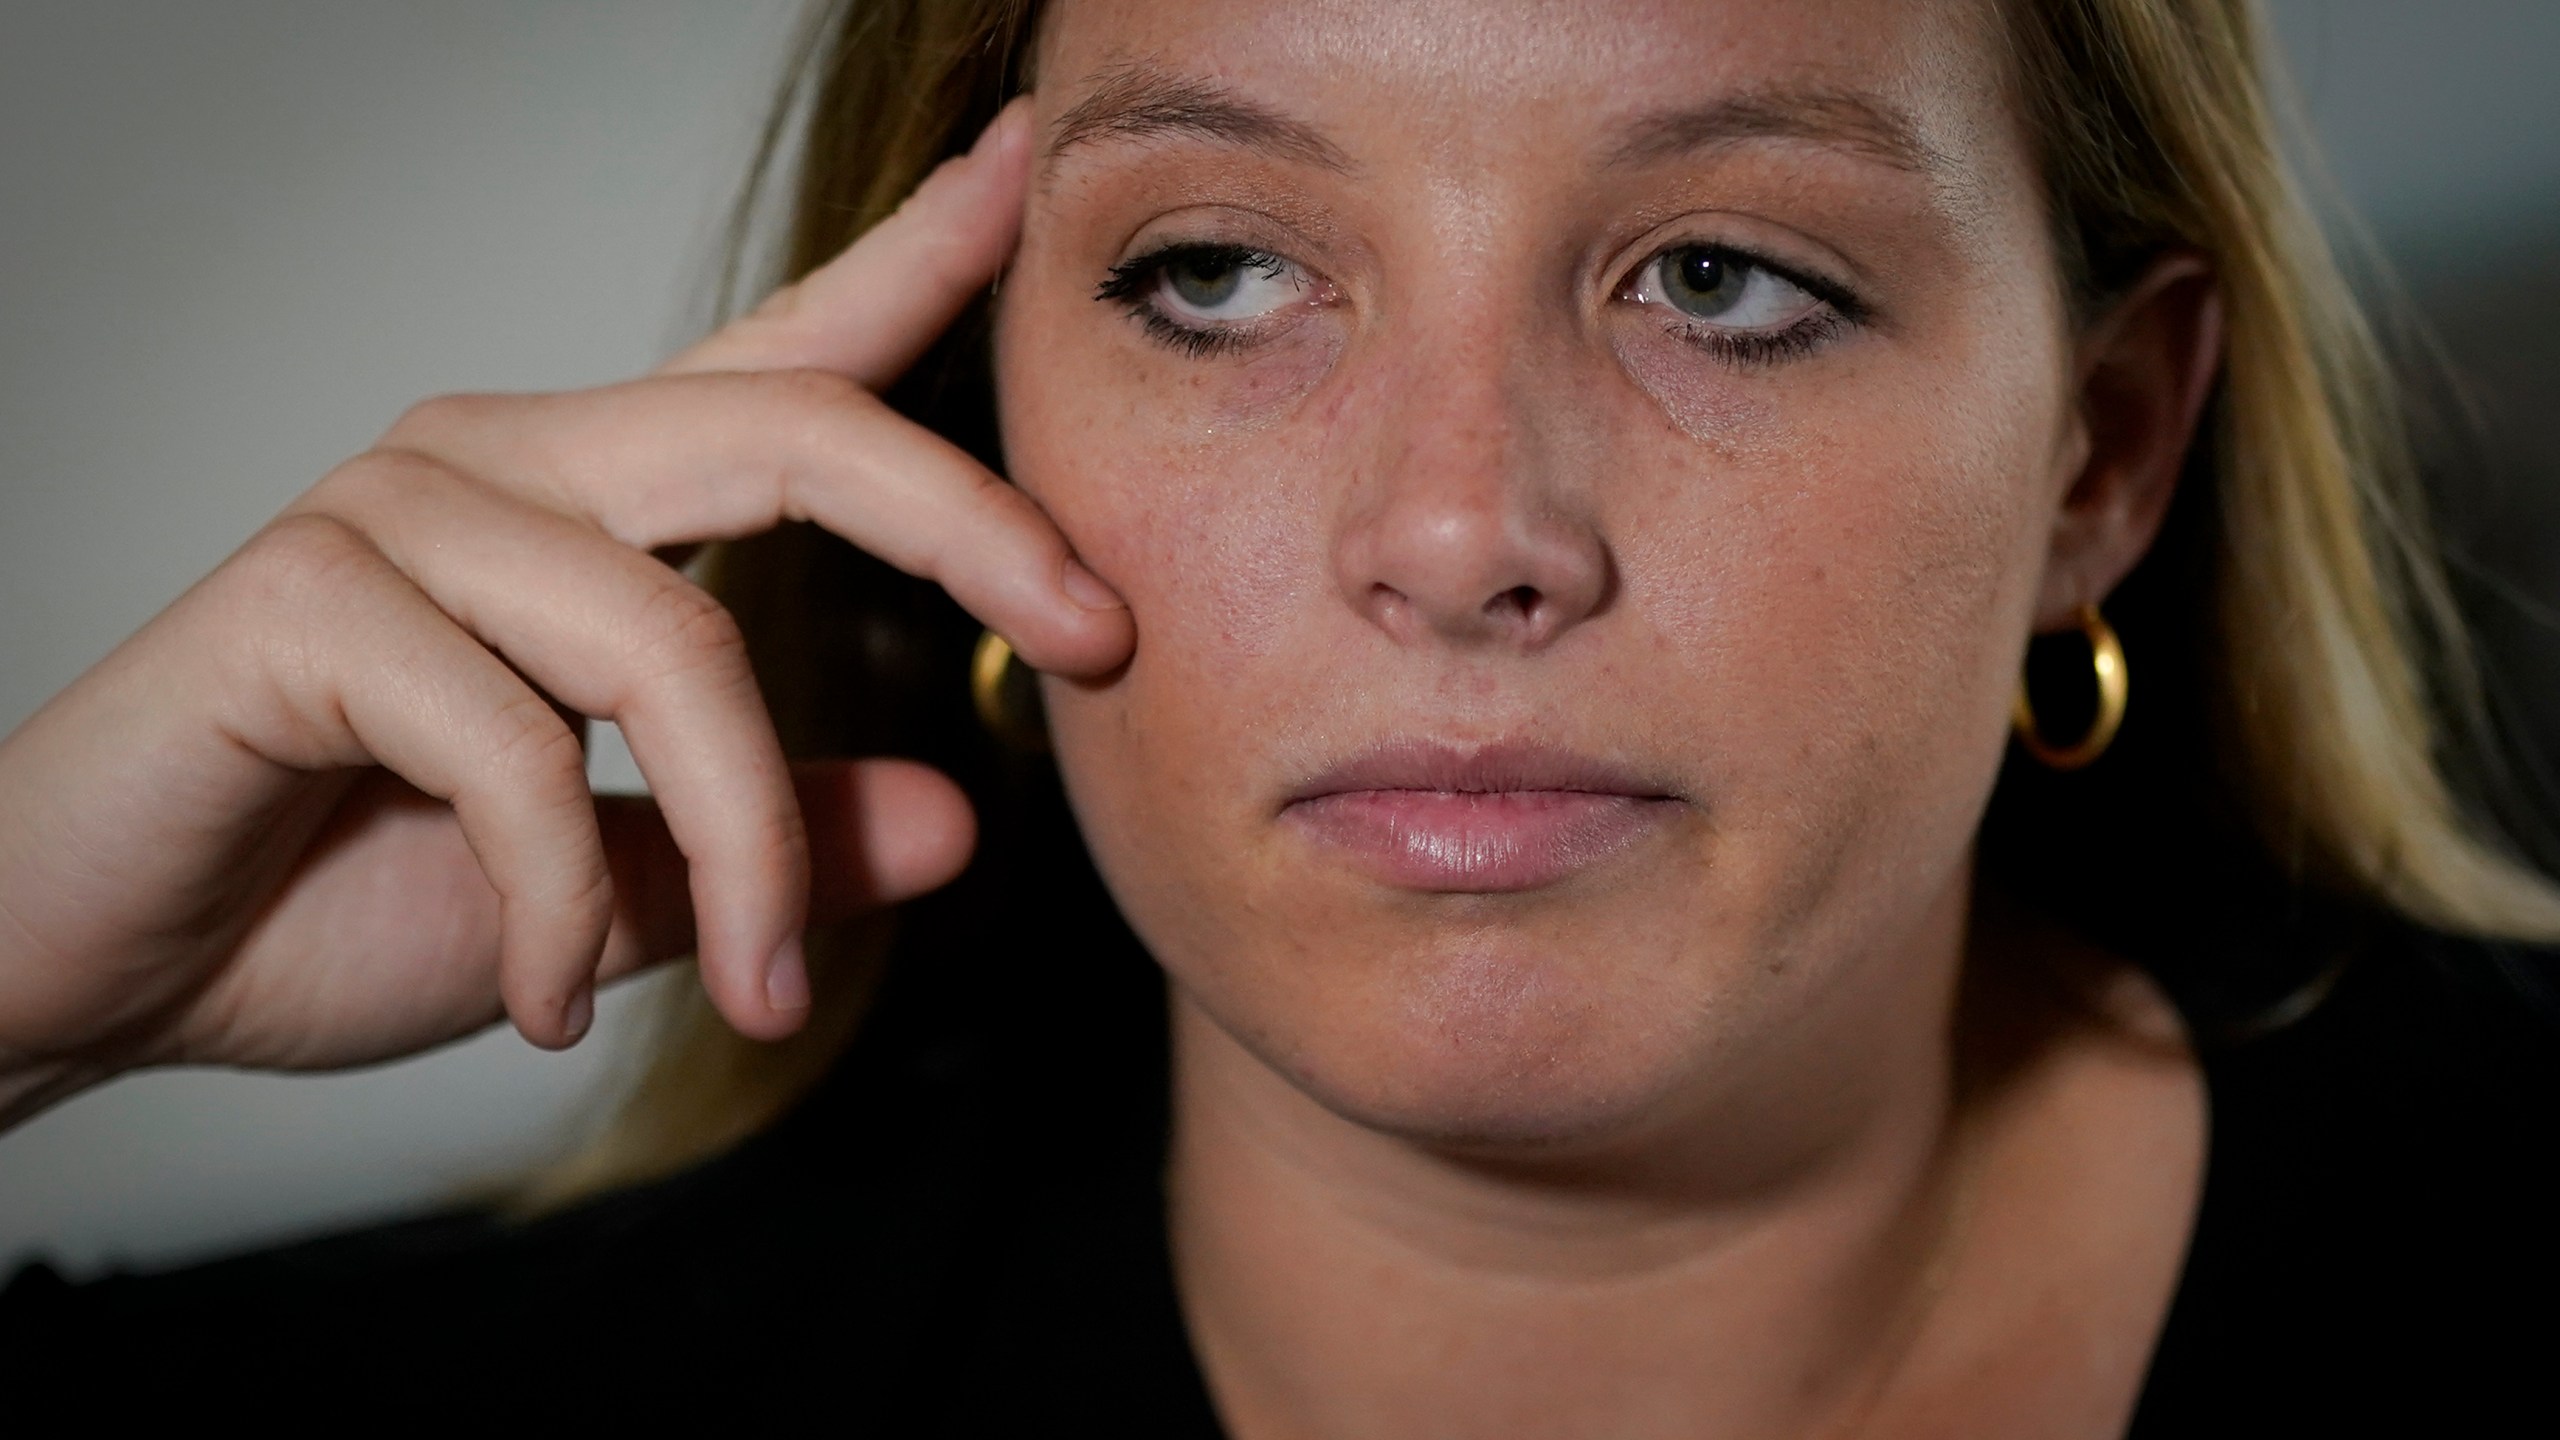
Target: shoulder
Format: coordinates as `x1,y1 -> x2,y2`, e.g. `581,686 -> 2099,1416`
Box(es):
2134,925 -> 2560,1431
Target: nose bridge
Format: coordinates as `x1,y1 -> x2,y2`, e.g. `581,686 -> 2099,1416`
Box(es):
1334,279 -> 1611,652
1394,305 -> 1528,497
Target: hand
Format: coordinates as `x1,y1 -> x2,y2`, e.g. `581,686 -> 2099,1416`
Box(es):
0,100 -> 1126,1123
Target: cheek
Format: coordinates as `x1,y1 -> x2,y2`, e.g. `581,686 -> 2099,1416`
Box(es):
1611,336 -> 2062,928
1103,448 -> 1319,664
995,296 -> 1346,927
1000,299 -> 1343,663
1624,385 -> 2029,723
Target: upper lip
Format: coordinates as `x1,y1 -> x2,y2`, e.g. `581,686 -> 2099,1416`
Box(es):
1283,739 -> 1678,805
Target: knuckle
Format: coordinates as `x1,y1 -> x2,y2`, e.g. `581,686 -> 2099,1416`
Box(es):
302,447 -> 449,522
480,692 -> 588,796
211,514 -> 408,743
381,391 -> 500,449
746,365 -> 866,418
961,460 -> 1024,514
232,512 -> 386,614
630,577 -> 751,680
531,836 -> 618,939
494,857 -> 615,963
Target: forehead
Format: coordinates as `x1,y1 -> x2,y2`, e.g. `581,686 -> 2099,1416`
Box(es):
1037,0 -> 2023,184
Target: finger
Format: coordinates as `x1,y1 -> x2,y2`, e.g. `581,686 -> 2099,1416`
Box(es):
378,373 -> 1133,678
801,756 -> 978,915
222,514 -> 612,1048
294,453 -> 813,1039
663,97 -> 1033,387
590,758 -> 976,979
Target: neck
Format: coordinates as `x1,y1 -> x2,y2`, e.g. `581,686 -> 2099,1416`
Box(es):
1166,877 -> 1994,1440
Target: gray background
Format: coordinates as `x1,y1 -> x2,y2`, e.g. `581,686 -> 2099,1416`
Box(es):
1,2 -> 2555,1275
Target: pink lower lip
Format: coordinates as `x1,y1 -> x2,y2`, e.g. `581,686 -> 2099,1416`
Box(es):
1283,789 -> 1670,892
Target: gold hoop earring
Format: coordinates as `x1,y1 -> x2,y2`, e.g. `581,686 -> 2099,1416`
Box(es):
2011,602 -> 2127,771
971,629 -> 1048,752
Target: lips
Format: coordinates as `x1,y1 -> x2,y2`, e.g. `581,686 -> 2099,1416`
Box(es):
1280,740 -> 1682,893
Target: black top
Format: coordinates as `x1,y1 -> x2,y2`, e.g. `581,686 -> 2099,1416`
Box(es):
6,921 -> 2558,1434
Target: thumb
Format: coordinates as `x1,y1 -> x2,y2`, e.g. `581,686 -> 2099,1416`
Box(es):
593,757 -> 977,981
795,756 -> 979,920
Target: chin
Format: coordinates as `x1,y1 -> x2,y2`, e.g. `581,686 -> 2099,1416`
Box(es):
1183,919 -> 1735,1154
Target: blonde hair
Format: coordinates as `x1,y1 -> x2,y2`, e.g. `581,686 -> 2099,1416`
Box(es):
526,0 -> 2560,1207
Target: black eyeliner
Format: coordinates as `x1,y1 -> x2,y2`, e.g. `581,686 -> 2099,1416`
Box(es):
1646,241 -> 1871,325
1097,236 -> 1865,369
1622,241 -> 1870,369
1094,241 -> 1282,304
1095,241 -> 1294,358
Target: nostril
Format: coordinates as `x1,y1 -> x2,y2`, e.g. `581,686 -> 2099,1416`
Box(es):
1494,585 -> 1541,619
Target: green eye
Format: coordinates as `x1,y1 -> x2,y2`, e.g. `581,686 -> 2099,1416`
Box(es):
1660,247 -> 1749,319
1127,244 -> 1303,324
1631,245 -> 1824,333
1167,253 -> 1247,310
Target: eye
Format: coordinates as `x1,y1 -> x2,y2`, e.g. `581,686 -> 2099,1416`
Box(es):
1625,246 -> 1825,332
1096,242 -> 1320,356
1150,246 -> 1307,323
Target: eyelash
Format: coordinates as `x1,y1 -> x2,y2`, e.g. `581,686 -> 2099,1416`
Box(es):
1094,242 -> 1283,359
1666,310 -> 1848,367
1093,239 -> 1868,367
1628,243 -> 1870,368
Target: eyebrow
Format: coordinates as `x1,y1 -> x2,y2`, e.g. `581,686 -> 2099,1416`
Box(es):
1605,88 -> 1943,174
1046,62 -> 1353,173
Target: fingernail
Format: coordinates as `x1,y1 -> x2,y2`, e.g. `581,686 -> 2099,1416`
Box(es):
1061,559 -> 1124,612
562,986 -> 595,1045
765,935 -> 811,1013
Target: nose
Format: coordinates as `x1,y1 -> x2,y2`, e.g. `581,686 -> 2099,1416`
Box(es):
1332,328 -> 1613,653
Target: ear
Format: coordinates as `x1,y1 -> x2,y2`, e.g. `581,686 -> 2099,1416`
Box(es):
2032,252 -> 2225,631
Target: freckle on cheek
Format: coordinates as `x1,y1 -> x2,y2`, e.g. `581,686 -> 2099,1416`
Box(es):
1197,506 -> 1315,657
1125,446 -> 1321,661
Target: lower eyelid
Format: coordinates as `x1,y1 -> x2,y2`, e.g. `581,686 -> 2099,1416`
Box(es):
1625,295 -> 1825,338
1127,296 -> 1293,356
1657,309 -> 1847,366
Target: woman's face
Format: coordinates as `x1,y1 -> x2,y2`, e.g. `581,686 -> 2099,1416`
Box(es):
997,0 -> 2095,1146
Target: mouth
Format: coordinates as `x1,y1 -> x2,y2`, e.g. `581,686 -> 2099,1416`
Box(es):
1279,739 -> 1685,893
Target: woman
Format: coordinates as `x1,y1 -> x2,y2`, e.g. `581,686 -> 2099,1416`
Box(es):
3,0 -> 2556,1432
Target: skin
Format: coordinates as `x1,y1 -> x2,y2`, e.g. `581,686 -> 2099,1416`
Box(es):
997,0 -> 2220,1433
0,109 -> 1107,1111
0,0 -> 2222,1432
